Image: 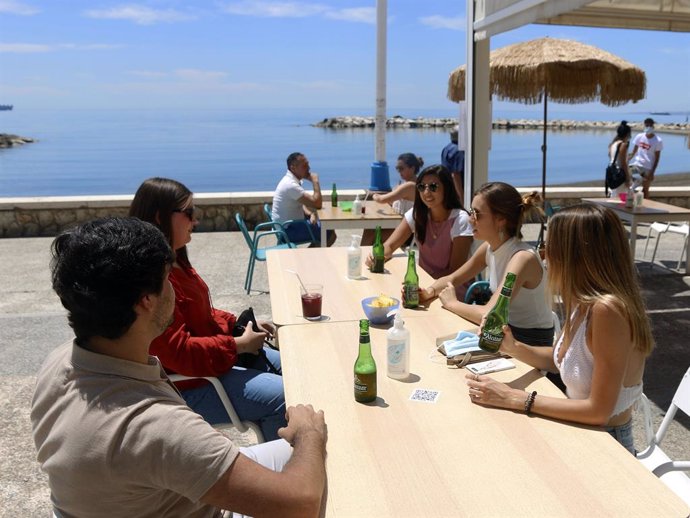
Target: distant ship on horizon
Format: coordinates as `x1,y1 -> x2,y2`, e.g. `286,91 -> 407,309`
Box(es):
0,105 -> 13,111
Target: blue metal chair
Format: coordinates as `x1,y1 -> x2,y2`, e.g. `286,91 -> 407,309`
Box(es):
464,280 -> 492,305
263,202 -> 318,246
235,213 -> 296,294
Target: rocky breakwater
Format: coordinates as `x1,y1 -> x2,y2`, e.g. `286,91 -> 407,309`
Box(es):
314,117 -> 690,134
314,115 -> 457,129
0,133 -> 35,148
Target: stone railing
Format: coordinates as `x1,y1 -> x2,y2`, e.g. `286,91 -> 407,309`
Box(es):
2,187 -> 690,238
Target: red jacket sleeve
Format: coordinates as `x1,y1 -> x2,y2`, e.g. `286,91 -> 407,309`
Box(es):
149,267 -> 240,377
150,305 -> 239,377
212,308 -> 236,335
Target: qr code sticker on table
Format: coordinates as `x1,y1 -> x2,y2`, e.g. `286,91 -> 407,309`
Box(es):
410,388 -> 440,403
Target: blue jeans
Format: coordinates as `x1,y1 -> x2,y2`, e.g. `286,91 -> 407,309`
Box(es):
284,219 -> 320,244
180,347 -> 286,441
606,419 -> 635,454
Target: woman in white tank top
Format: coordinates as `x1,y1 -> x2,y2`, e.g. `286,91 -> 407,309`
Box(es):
465,204 -> 653,453
421,182 -> 553,347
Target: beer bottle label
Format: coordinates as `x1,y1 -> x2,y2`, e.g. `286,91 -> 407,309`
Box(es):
372,257 -> 385,273
403,284 -> 419,306
500,286 -> 513,298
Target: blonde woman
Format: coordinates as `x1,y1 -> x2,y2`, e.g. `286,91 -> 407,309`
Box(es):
421,182 -> 553,347
466,204 -> 653,453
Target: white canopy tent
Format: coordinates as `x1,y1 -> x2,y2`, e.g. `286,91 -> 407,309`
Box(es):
464,0 -> 690,203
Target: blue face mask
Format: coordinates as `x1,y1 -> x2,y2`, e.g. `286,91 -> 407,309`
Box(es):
645,126 -> 654,135
441,331 -> 481,357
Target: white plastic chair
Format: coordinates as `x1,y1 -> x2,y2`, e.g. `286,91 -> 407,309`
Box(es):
636,367 -> 690,506
168,374 -> 265,443
644,222 -> 689,269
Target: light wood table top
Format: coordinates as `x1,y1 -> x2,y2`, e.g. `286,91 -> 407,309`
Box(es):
582,197 -> 690,219
316,201 -> 402,247
279,318 -> 690,517
266,246 -> 461,326
582,197 -> 690,273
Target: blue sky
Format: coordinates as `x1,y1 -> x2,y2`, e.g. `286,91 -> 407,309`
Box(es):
0,0 -> 688,113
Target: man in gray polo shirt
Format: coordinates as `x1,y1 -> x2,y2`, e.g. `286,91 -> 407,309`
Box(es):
31,217 -> 327,518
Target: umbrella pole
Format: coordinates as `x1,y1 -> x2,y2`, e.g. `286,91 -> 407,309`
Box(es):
541,90 -> 547,210
537,90 -> 548,254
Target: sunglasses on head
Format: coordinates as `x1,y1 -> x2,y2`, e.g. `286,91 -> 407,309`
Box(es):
417,182 -> 439,193
173,207 -> 195,220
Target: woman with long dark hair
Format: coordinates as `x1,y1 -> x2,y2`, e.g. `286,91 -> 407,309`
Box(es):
372,152 -> 423,215
608,120 -> 633,197
129,177 -> 286,441
366,165 -> 473,299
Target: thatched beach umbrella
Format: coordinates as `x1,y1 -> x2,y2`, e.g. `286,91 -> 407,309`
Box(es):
448,37 -> 646,204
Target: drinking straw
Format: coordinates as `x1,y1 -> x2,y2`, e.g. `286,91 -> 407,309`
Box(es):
285,269 -> 308,294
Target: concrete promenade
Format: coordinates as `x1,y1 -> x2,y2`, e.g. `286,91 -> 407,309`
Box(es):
2,224 -> 689,516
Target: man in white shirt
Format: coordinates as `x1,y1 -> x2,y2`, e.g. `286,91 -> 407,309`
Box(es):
32,217 -> 327,518
629,118 -> 663,198
272,152 -> 336,246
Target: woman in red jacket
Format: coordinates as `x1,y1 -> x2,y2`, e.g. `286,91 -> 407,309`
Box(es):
130,177 -> 285,440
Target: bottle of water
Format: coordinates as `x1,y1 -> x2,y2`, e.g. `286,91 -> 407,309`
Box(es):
386,311 -> 410,380
347,235 -> 361,279
352,194 -> 362,217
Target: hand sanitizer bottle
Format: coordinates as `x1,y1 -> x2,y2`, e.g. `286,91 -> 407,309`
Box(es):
386,310 -> 410,380
347,235 -> 362,279
352,194 -> 362,217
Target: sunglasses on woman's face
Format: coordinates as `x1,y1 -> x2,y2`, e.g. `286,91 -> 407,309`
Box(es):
468,208 -> 482,220
417,182 -> 439,193
173,207 -> 195,220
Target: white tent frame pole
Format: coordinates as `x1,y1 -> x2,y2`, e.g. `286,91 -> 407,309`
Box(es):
467,1 -> 491,205
374,0 -> 387,162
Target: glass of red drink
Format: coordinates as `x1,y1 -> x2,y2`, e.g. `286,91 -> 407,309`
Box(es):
301,283 -> 323,321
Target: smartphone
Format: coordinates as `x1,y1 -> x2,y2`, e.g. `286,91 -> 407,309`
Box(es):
466,358 -> 516,375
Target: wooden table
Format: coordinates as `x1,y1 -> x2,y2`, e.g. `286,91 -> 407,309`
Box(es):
266,246 -> 459,326
279,318 -> 690,517
583,197 -> 690,273
317,200 -> 402,247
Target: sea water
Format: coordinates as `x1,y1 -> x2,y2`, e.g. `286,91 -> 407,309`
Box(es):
0,107 -> 688,197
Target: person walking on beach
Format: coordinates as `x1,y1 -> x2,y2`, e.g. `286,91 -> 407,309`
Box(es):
608,121 -> 633,198
441,127 -> 465,201
272,152 -> 336,246
629,118 -> 663,198
31,217 -> 327,518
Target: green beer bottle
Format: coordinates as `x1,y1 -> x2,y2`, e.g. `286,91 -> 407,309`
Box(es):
354,319 -> 377,403
478,272 -> 517,353
371,225 -> 385,273
402,250 -> 419,308
331,183 -> 338,207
